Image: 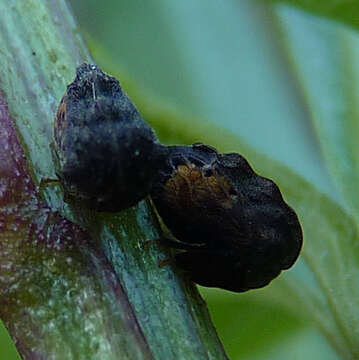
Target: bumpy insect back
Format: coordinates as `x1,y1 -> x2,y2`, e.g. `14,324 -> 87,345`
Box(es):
53,63 -> 166,211
151,143 -> 303,292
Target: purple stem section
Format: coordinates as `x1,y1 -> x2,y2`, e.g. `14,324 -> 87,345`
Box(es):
0,95 -> 152,359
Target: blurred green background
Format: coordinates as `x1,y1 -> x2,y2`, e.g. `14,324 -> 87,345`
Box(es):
2,0 -> 353,359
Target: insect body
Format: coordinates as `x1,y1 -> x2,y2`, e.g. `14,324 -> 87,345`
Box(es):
151,143 -> 302,292
53,64 -> 166,211
52,64 -> 303,293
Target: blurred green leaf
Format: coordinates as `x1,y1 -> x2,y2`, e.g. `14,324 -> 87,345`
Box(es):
200,288 -> 306,359
277,5 -> 359,221
265,0 -> 359,31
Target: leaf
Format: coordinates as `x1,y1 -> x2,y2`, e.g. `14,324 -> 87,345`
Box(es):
201,287 -> 306,359
265,0 -> 359,31
276,5 -> 359,221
